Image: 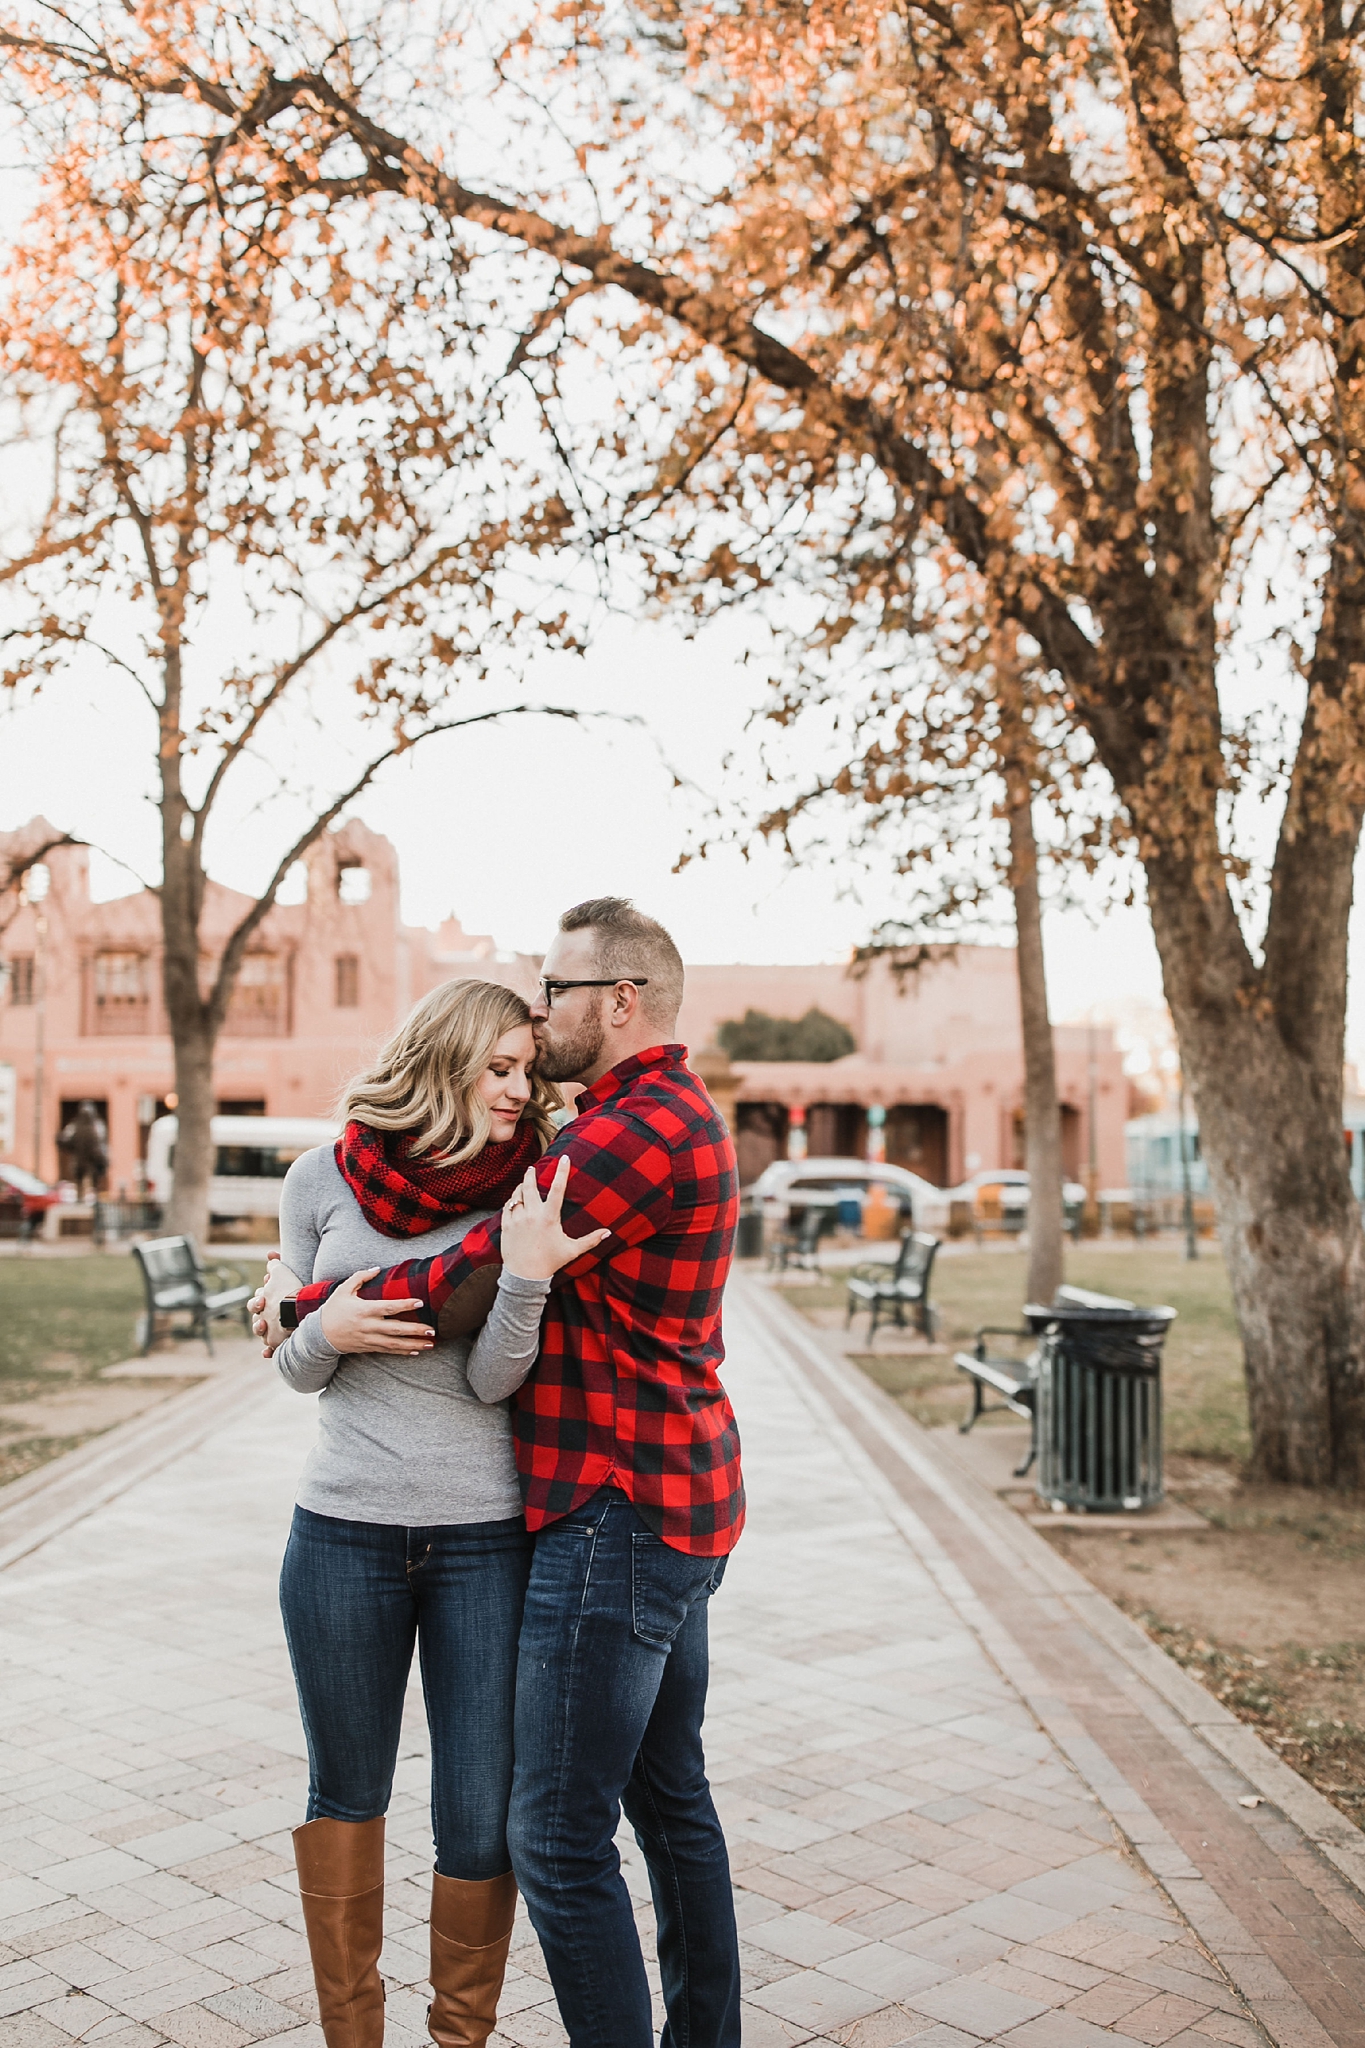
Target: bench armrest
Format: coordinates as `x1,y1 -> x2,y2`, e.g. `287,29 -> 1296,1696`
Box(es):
204,1284 -> 254,1312
971,1323 -> 1034,1356
200,1259 -> 247,1292
953,1351 -> 1037,1410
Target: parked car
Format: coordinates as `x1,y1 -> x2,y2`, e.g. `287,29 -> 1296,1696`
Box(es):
0,1161 -> 62,1237
145,1115 -> 340,1221
751,1157 -> 948,1231
947,1167 -> 1088,1211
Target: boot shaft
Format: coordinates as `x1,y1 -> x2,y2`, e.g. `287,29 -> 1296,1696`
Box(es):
428,1869 -> 517,2048
294,1817 -> 386,2048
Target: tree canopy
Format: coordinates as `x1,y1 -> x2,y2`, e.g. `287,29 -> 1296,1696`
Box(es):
718,1008 -> 857,1064
0,8 -> 587,1235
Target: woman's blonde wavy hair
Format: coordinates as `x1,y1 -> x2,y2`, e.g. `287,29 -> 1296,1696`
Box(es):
338,979 -> 561,1166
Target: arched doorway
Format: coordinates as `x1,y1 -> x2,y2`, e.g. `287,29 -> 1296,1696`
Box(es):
806,1103 -> 867,1159
886,1104 -> 949,1185
735,1102 -> 789,1185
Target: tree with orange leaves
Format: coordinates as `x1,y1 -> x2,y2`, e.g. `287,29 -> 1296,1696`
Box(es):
5,1 -> 1364,1484
0,21 -> 584,1241
608,0 -> 1365,1487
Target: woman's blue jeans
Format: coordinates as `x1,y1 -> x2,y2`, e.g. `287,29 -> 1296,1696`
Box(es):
279,1505 -> 532,1879
506,1487 -> 740,2048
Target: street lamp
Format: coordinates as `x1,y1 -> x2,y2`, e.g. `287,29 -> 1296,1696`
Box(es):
1086,1011 -> 1100,1229
26,864 -> 50,1180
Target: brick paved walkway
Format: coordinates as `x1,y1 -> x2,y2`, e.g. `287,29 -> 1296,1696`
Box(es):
2,1278 -> 1363,2046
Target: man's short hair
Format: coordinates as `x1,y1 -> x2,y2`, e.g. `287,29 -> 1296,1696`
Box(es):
558,897 -> 684,1030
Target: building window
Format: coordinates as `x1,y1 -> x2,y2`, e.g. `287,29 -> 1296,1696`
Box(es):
91,950 -> 150,1034
8,955 -> 35,1005
335,954 -> 360,1008
224,953 -> 291,1037
337,864 -> 371,905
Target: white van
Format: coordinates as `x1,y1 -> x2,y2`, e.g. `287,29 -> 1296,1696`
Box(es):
145,1115 -> 340,1220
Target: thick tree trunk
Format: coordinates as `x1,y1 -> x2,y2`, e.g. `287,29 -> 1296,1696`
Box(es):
163,1023 -> 215,1246
1144,858 -> 1365,1488
1006,782 -> 1064,1307
158,717 -> 217,1249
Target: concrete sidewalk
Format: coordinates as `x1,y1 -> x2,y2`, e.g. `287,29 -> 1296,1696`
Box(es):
1,1278 -> 1362,2047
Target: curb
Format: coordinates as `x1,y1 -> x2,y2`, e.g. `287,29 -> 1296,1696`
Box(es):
915,1369 -> 1365,1907
0,1355 -> 275,1575
740,1278 -> 1364,2048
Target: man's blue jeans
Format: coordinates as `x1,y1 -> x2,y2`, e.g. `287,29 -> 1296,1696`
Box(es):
506,1487 -> 741,2048
279,1506 -> 532,1878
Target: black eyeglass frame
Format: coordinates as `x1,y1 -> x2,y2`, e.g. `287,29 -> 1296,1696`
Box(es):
536,977 -> 649,1007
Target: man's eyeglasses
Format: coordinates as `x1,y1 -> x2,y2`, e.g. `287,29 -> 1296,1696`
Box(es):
536,977 -> 649,1008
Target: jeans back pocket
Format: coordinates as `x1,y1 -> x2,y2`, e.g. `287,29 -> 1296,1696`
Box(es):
630,1531 -> 722,1648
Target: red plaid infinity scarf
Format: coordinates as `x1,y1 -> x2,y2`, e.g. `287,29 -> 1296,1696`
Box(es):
336,1119 -> 541,1237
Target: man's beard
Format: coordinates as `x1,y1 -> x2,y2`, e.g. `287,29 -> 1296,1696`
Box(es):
534,1011 -> 606,1083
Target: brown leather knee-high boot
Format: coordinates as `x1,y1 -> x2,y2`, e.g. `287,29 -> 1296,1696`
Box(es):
427,1870 -> 518,2048
293,1817 -> 386,2048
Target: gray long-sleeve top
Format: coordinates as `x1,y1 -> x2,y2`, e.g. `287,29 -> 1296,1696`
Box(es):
273,1144 -> 548,1526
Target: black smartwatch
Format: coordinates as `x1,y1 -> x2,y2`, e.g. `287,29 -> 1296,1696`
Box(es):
279,1297 -> 300,1330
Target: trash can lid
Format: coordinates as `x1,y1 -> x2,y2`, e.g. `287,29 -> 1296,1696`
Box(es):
1023,1284 -> 1176,1328
1058,1285 -> 1138,1311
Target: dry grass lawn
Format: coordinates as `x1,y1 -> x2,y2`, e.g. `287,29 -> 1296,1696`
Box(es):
0,1254 -> 202,1485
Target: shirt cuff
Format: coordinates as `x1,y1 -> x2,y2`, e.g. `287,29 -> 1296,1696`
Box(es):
296,1279 -> 335,1317
287,1307 -> 341,1372
497,1271 -> 552,1300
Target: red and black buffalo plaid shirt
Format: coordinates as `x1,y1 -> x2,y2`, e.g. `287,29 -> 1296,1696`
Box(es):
295,1045 -> 744,1556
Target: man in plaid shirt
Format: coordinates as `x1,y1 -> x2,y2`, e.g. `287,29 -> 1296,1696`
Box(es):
271,899 -> 743,2048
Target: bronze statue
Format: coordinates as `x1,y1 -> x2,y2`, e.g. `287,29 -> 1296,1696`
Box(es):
58,1099 -> 108,1200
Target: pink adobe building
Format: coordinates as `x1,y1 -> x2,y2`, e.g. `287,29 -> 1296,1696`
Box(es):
677,956 -> 1126,1188
0,818 -> 1126,1193
0,820 -> 539,1193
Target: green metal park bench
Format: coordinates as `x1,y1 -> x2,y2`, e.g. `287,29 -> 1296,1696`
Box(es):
132,1236 -> 254,1354
845,1232 -> 940,1340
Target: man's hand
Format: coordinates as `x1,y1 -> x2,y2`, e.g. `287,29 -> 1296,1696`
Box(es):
251,1255 -> 301,1357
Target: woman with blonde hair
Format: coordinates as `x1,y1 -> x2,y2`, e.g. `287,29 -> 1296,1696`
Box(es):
268,978 -> 601,2048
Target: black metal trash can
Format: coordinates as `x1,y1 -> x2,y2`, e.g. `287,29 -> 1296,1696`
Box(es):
1029,1287 -> 1175,1512
736,1208 -> 764,1260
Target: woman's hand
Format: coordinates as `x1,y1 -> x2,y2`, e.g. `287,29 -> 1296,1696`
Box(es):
318,1270 -> 436,1356
501,1157 -> 610,1281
